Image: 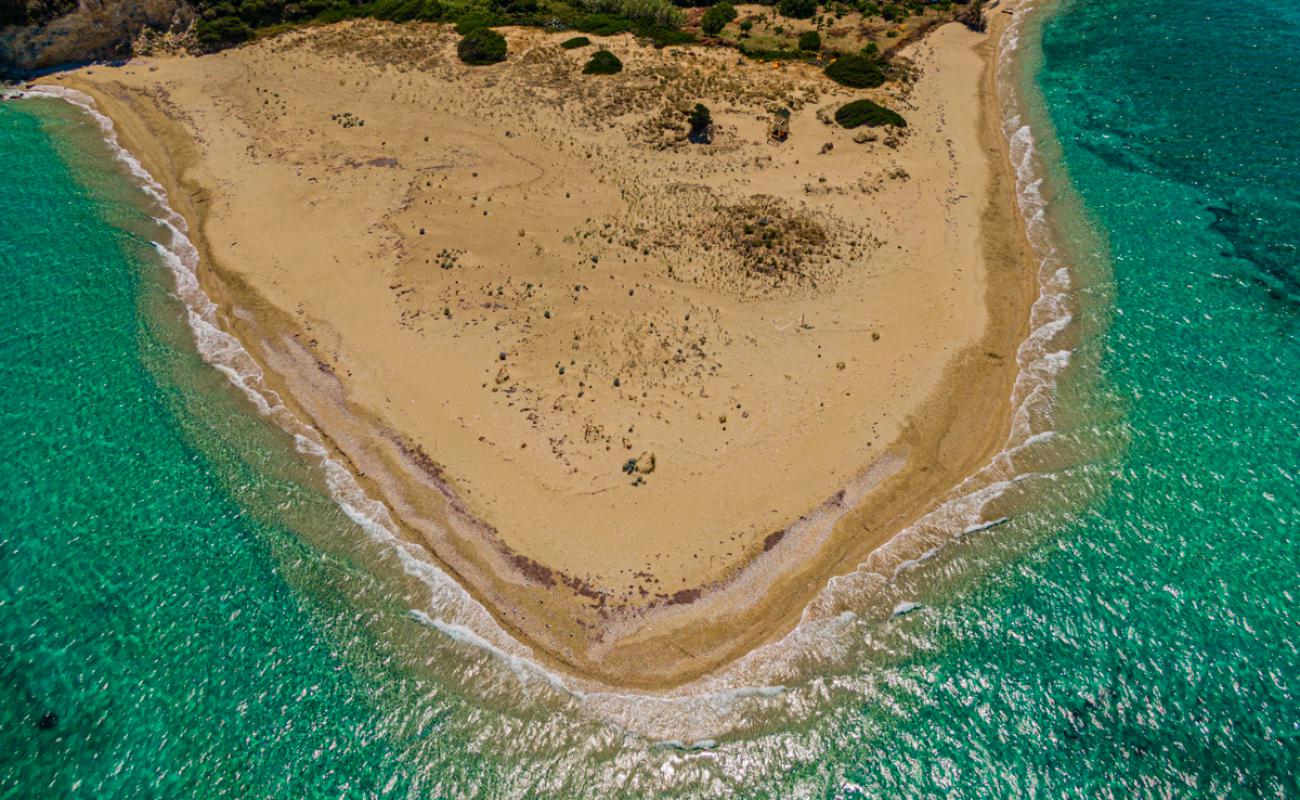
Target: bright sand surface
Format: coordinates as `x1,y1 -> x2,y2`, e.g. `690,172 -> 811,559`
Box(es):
48,5 -> 1033,688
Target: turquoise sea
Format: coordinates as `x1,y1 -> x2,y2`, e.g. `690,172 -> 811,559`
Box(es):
1,0 -> 1296,795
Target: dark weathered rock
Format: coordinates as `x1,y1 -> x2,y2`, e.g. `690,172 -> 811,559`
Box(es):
1,0 -> 192,76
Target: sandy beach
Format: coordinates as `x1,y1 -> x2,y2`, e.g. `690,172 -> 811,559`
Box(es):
45,5 -> 1034,688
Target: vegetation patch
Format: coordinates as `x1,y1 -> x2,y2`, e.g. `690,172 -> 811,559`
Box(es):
182,0 -> 692,54
583,49 -> 623,74
196,16 -> 254,48
834,98 -> 906,129
457,26 -> 507,65
824,53 -> 886,88
797,30 -> 820,51
455,13 -> 504,33
739,44 -> 811,63
561,35 -> 592,48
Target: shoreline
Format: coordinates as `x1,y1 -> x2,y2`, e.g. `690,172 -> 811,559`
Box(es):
37,6 -> 1038,690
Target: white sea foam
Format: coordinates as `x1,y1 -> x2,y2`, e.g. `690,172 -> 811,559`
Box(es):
891,601 -> 923,618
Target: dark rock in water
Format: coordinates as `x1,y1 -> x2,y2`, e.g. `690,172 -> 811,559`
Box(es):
37,711 -> 57,730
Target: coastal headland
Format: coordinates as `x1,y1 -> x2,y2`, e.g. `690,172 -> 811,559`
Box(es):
44,4 -> 1034,689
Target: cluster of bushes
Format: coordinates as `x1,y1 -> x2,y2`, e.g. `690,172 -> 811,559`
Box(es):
561,35 -> 591,48
173,0 -> 931,69
187,0 -> 692,53
824,52 -> 885,87
582,48 -> 622,73
834,98 -> 905,128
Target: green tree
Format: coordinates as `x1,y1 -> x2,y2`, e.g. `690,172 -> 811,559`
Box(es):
701,2 -> 737,35
797,29 -> 820,50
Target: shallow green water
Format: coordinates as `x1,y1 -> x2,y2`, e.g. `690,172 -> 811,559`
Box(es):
1,0 -> 1297,795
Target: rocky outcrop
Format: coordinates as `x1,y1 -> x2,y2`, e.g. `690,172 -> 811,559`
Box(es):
1,0 -> 192,76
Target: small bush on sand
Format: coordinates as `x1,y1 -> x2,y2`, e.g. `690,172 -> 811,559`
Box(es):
834,98 -> 906,129
824,53 -> 885,87
561,35 -> 592,48
797,29 -> 820,50
687,103 -> 713,143
583,49 -> 624,73
701,2 -> 737,35
777,0 -> 816,20
458,27 -> 508,65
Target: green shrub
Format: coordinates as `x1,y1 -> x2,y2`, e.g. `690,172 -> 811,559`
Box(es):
824,53 -> 885,87
457,27 -> 507,65
196,16 -> 253,48
833,98 -> 905,128
561,35 -> 592,48
701,1 -> 737,34
583,49 -> 623,74
777,0 -> 816,19
881,2 -> 903,19
797,29 -> 820,50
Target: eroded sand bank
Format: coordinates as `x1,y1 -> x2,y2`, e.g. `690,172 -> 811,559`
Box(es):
48,6 -> 1034,688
